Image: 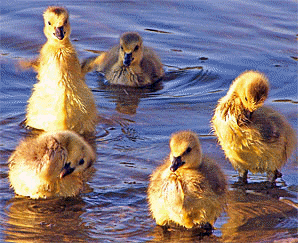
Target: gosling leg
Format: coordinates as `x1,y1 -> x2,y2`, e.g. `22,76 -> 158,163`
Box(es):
239,170 -> 248,184
270,169 -> 282,185
202,222 -> 213,235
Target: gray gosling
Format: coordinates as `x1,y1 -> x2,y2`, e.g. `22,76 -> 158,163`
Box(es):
82,32 -> 164,87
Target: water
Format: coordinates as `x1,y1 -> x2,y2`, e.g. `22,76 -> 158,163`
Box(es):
1,0 -> 297,242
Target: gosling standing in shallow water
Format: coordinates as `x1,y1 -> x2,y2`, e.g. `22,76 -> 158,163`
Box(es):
8,130 -> 96,199
211,71 -> 297,184
148,131 -> 227,229
23,6 -> 97,135
82,32 -> 164,87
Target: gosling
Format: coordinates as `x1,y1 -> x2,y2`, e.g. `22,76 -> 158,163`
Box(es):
82,32 -> 164,87
8,130 -> 96,199
23,6 -> 97,135
211,70 -> 297,184
147,130 -> 227,229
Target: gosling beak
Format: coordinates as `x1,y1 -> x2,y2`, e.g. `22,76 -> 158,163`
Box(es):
245,109 -> 253,120
55,26 -> 65,40
123,52 -> 133,66
170,156 -> 185,172
60,162 -> 75,179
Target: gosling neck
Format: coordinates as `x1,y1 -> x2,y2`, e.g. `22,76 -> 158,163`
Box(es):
221,94 -> 252,126
46,37 -> 72,48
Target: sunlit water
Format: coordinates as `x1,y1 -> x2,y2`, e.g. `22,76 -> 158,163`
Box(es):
1,0 -> 297,242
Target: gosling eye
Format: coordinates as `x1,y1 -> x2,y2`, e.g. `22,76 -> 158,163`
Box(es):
79,159 -> 85,165
48,21 -> 51,25
120,45 -> 124,50
134,45 -> 139,52
186,147 -> 192,154
245,97 -> 248,101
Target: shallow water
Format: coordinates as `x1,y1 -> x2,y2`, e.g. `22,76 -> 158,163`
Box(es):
1,0 -> 297,242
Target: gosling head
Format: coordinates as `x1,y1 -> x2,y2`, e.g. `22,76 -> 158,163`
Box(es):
169,131 -> 202,172
43,6 -> 70,42
119,32 -> 144,67
233,71 -> 269,112
55,131 -> 96,179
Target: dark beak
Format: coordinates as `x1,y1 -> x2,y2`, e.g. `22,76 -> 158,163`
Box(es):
60,162 -> 75,178
245,109 -> 253,121
123,52 -> 133,66
55,26 -> 65,40
170,156 -> 185,172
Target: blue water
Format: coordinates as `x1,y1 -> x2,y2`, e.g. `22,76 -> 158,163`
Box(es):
1,0 -> 297,242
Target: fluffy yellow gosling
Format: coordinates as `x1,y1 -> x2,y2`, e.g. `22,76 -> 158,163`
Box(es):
211,70 -> 297,184
148,130 -> 227,229
8,130 -> 96,199
23,6 -> 97,135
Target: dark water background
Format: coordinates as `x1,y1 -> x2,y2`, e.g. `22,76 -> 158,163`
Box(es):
1,0 -> 297,242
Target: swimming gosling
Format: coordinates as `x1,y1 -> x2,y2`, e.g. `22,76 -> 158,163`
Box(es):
23,6 -> 97,135
211,70 -> 297,184
82,32 -> 164,87
8,130 -> 96,199
147,130 -> 227,229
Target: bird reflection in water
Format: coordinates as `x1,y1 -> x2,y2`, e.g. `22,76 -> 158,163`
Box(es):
95,74 -> 163,115
4,197 -> 91,242
221,189 -> 298,242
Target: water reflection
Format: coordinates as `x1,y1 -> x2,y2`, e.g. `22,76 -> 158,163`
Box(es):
1,0 -> 297,242
231,180 -> 296,200
96,73 -> 163,115
4,197 -> 91,242
221,190 -> 298,242
148,225 -> 219,243
93,68 -> 221,116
